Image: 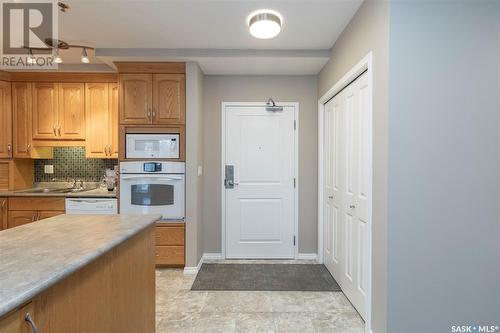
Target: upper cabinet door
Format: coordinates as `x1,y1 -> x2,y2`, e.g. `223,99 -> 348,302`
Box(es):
153,74 -> 185,125
85,83 -> 109,158
58,83 -> 85,140
32,82 -> 58,139
119,74 -> 152,125
109,83 -> 119,158
0,81 -> 12,158
12,82 -> 32,158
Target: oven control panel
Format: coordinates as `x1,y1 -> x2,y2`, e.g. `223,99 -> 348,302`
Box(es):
143,162 -> 162,172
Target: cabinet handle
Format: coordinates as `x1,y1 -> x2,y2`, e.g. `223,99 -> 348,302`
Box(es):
37,212 -> 41,221
106,145 -> 109,156
53,125 -> 57,136
147,108 -> 152,123
25,313 -> 40,333
31,213 -> 36,222
1,200 -> 5,210
7,144 -> 12,152
57,125 -> 61,136
27,144 -> 31,152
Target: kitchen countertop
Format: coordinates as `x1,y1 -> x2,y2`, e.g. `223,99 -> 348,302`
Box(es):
0,214 -> 160,318
0,187 -> 117,198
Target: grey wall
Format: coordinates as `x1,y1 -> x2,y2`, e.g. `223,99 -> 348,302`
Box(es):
318,1 -> 390,332
203,75 -> 318,254
185,62 -> 204,267
388,1 -> 500,332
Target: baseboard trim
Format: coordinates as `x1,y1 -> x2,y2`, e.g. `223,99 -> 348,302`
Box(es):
183,253 -> 222,275
184,252 -> 317,274
183,255 -> 204,275
296,253 -> 318,261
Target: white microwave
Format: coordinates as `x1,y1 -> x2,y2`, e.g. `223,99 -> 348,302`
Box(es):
126,134 -> 180,159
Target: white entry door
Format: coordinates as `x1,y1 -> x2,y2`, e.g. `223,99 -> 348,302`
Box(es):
323,72 -> 370,319
224,104 -> 296,259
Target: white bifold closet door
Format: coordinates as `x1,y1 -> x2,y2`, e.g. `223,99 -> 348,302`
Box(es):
323,72 -> 370,320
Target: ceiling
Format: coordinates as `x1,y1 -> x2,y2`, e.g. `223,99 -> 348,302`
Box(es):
56,0 -> 363,74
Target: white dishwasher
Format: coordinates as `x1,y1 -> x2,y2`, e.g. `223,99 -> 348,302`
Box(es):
65,198 -> 118,215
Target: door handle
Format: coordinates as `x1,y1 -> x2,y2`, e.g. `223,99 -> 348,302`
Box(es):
224,165 -> 234,189
349,204 -> 356,209
328,196 -> 333,199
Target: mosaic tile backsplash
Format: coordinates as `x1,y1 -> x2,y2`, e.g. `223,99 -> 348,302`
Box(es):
35,147 -> 118,182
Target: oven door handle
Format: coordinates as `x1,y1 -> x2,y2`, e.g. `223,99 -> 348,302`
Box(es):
121,175 -> 183,181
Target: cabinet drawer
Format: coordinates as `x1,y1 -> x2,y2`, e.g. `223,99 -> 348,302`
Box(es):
155,226 -> 184,246
8,211 -> 37,229
9,197 -> 65,211
155,246 -> 184,266
0,301 -> 35,333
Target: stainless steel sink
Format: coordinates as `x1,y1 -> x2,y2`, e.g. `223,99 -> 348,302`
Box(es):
16,187 -> 97,194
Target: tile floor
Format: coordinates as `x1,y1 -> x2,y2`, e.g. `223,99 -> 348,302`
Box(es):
156,268 -> 365,333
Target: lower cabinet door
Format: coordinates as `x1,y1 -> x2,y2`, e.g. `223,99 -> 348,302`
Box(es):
155,246 -> 184,266
0,301 -> 36,333
8,211 -> 37,229
38,210 -> 64,221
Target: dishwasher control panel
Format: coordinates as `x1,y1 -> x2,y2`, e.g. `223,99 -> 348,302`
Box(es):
65,198 -> 118,215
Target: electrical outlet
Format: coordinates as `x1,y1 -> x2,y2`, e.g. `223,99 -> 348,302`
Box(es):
44,165 -> 54,174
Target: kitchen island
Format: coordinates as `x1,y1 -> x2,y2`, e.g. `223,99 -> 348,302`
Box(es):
0,214 -> 160,333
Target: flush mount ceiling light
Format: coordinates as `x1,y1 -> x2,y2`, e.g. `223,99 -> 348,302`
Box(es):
247,9 -> 283,39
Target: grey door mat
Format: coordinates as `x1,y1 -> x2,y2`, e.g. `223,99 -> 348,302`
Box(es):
191,264 -> 341,291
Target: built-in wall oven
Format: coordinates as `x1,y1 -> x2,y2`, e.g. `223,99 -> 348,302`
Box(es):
120,161 -> 185,220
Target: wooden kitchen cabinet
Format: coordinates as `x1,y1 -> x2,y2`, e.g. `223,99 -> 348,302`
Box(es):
58,83 -> 85,140
37,210 -> 65,220
109,83 -> 119,156
119,73 -> 185,125
0,301 -> 36,333
6,197 -> 65,229
85,83 -> 118,158
0,160 -> 33,192
0,81 -> 12,158
32,83 -> 85,141
0,198 -> 7,230
155,223 -> 185,267
32,82 -> 58,139
153,74 -> 185,125
0,226 -> 155,333
7,210 -> 37,229
119,73 -> 152,124
12,83 -> 32,158
7,210 -> 64,229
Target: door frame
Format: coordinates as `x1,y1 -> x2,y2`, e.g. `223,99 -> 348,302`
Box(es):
317,52 -> 373,332
221,102 -> 299,259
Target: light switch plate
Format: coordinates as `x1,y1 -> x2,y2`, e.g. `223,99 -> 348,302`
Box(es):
198,165 -> 203,176
44,165 -> 54,174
